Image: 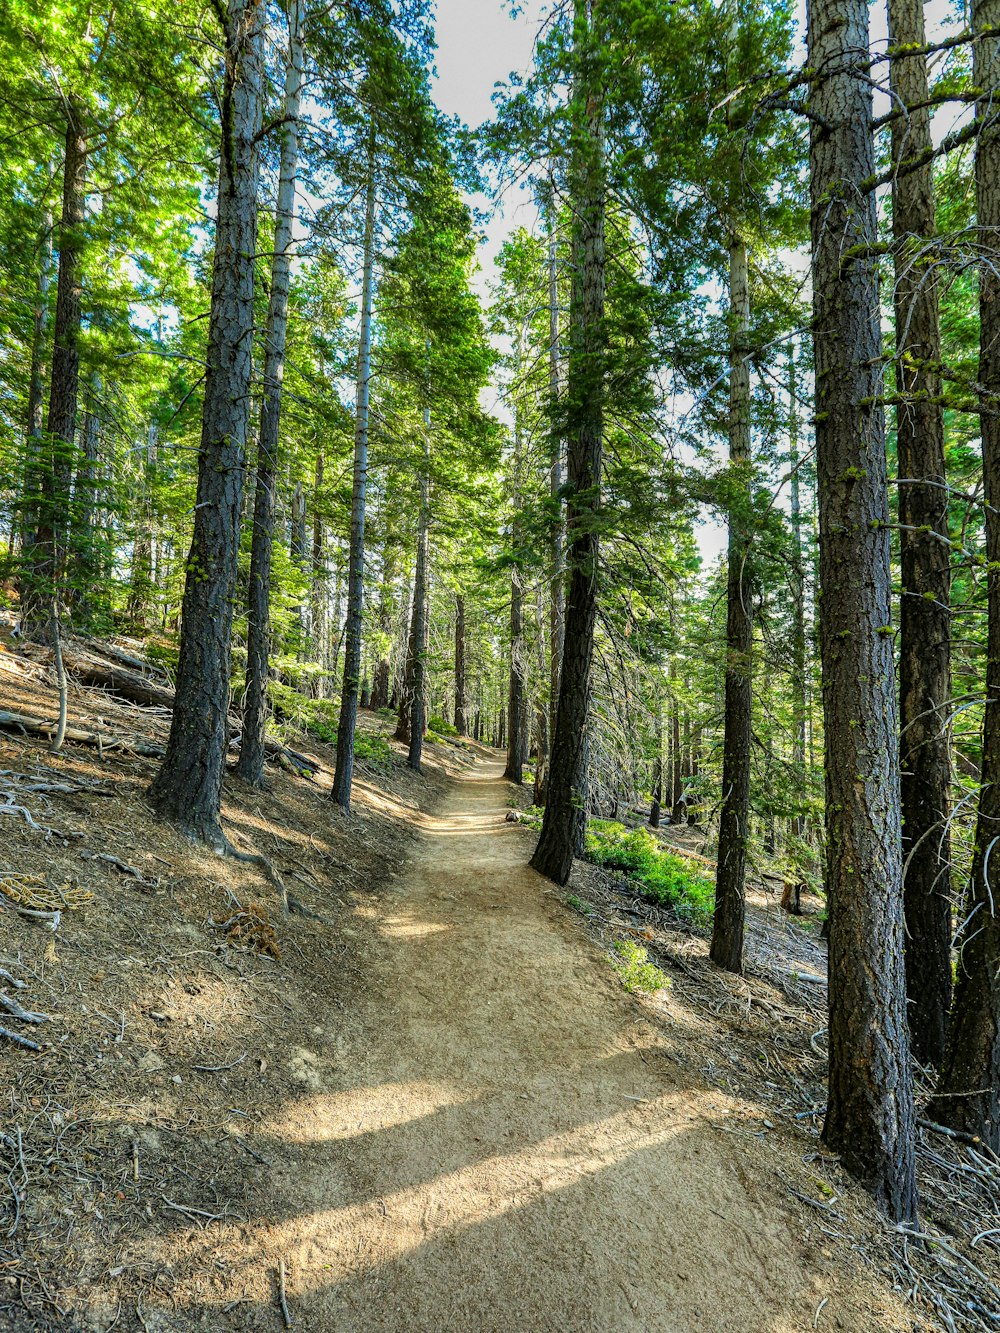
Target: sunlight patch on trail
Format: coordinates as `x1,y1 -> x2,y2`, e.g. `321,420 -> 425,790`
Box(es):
261,1080 -> 476,1144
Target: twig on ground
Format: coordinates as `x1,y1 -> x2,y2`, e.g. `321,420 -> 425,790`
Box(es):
279,1257 -> 292,1328
0,1025 -> 43,1051
0,992 -> 48,1023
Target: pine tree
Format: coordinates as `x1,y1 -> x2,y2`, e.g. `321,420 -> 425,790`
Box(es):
808,0 -> 917,1220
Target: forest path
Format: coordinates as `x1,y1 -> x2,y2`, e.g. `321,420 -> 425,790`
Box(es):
246,754 -> 877,1332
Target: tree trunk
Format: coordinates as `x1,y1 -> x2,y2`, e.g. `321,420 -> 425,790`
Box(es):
789,345 -> 808,840
543,204 -> 566,806
533,580 -> 550,806
394,581 -> 416,744
128,420 -> 159,626
649,709 -> 663,828
311,449 -> 328,694
148,0 -> 262,847
888,0 -> 954,1068
504,566 -> 526,783
290,477 -> 308,647
71,373 -> 102,618
23,104 -> 87,639
17,211 -> 52,580
930,0 -> 1000,1147
712,234 -> 752,975
333,126 -> 378,810
530,0 -> 605,885
406,428 -> 431,771
809,0 -> 917,1220
454,593 -> 467,734
237,1 -> 304,787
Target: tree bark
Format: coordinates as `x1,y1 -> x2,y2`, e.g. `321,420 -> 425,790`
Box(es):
17,212 -> 52,582
148,0 -> 262,847
888,0 -> 954,1068
23,104 -> 87,639
70,373 -> 102,618
530,0 -> 605,886
503,565 -> 527,783
712,235 -> 752,975
237,0 -> 304,787
809,0 -> 917,1221
533,580 -> 550,806
333,125 -> 378,810
649,710 -> 662,828
406,427 -> 431,771
290,477 -> 308,647
789,345 -> 808,840
454,593 -> 467,734
128,420 -> 159,627
930,0 -> 1000,1147
542,204 -> 566,806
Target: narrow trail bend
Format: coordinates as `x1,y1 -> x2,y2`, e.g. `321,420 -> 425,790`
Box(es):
245,754 -> 891,1332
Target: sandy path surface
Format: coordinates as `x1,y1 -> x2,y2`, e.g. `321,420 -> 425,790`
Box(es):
243,756 -> 890,1332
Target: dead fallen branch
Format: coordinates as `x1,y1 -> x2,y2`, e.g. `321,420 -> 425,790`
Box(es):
0,992 -> 48,1024
0,1025 -> 43,1051
0,709 -> 165,758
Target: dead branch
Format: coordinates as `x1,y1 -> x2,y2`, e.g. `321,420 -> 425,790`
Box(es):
0,709 -> 165,758
0,1025 -> 43,1051
0,992 -> 48,1024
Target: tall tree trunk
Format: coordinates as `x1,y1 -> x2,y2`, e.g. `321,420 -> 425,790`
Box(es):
407,428 -> 431,771
542,205 -> 566,806
370,550 -> 394,710
809,0 -> 917,1220
504,565 -> 526,783
454,593 -> 467,734
394,581 -> 416,743
712,234 -> 752,974
237,0 -> 305,787
128,420 -> 159,626
789,345 -> 808,840
649,710 -> 662,828
888,0 -> 953,1068
71,373 -> 101,618
23,103 -> 87,639
930,0 -> 1000,1147
530,0 -> 605,886
290,477 -> 308,647
17,212 -> 53,578
311,449 -> 327,694
148,0 -> 262,846
670,659 -> 682,807
533,580 -> 550,805
505,418 -> 527,784
333,128 -> 378,810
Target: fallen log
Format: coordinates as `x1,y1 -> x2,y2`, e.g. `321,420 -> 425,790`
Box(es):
0,709 -> 165,758
75,636 -> 171,682
58,650 -> 176,710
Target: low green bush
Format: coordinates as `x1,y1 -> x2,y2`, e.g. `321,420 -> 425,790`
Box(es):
584,820 -> 714,925
610,939 -> 669,994
428,715 -> 458,737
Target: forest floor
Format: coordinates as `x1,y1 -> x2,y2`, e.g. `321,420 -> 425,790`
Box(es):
0,637 -> 998,1332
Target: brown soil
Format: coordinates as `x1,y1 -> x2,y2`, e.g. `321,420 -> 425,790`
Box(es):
0,644 -> 993,1332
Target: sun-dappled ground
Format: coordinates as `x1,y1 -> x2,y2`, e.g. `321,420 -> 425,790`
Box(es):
0,638 -> 997,1331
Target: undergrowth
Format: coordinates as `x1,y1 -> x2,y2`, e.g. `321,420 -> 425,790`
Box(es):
610,939 -> 669,994
585,820 -> 714,925
268,690 -> 394,771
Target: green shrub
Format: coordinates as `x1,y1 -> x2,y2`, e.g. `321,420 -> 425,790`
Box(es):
584,820 -> 714,925
428,715 -> 458,737
610,939 -> 669,994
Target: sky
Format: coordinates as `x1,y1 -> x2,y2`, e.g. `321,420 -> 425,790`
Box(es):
430,0 -> 547,292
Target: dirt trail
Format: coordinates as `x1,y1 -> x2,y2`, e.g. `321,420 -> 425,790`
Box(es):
211,755 -> 897,1332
